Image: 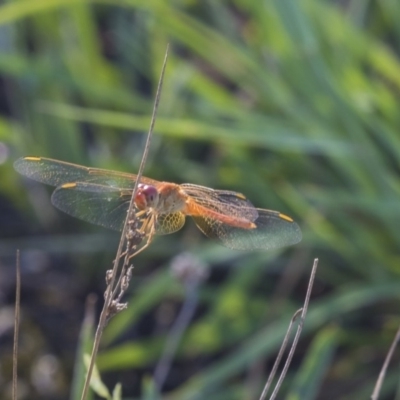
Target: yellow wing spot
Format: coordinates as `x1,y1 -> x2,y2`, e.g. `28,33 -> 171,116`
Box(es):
24,156 -> 42,161
279,213 -> 294,222
61,183 -> 77,189
119,190 -> 131,198
236,193 -> 247,200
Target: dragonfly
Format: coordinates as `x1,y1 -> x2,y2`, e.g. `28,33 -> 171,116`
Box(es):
14,157 -> 302,252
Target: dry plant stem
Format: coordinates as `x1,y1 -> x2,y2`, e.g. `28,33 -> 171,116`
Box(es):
371,324 -> 400,400
12,250 -> 20,400
269,258 -> 319,400
259,258 -> 319,400
110,217 -> 143,299
111,219 -> 155,303
259,308 -> 303,400
79,44 -> 169,400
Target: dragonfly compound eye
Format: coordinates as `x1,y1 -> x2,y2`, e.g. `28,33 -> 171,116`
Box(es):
135,184 -> 160,209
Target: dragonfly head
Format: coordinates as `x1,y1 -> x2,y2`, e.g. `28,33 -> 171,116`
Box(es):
135,184 -> 160,210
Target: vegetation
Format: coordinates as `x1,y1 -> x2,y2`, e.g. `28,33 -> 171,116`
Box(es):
1,0 -> 400,399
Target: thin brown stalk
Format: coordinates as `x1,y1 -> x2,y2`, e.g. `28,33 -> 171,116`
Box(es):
259,308 -> 302,400
12,250 -> 21,400
259,258 -> 319,400
371,324 -> 400,400
80,44 -> 169,400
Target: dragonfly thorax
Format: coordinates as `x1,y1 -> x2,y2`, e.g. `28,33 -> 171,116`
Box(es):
156,182 -> 187,213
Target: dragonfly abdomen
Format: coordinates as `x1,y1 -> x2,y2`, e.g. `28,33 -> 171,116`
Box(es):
185,200 -> 256,230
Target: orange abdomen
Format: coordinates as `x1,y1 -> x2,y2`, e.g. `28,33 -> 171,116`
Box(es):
184,198 -> 255,229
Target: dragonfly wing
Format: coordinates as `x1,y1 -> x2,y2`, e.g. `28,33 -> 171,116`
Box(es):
180,183 -> 258,222
14,157 -> 159,188
191,209 -> 302,250
51,182 -> 131,231
52,182 -> 186,234
155,212 -> 186,235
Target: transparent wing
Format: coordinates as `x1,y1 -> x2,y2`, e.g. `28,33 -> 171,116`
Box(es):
191,209 -> 302,250
51,182 -> 186,235
14,156 -> 159,189
155,213 -> 186,235
181,183 -> 258,222
51,183 -> 132,231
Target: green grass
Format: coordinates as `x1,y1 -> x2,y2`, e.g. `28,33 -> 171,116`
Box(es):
2,0 -> 400,399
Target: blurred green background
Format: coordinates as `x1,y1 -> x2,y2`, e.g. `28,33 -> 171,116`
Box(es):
1,0 -> 400,399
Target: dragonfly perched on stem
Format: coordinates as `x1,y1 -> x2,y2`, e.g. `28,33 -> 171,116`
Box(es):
14,157 -> 302,255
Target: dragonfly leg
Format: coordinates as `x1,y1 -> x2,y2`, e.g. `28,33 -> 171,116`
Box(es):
125,229 -> 154,259
116,210 -> 152,260
116,213 -> 156,260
